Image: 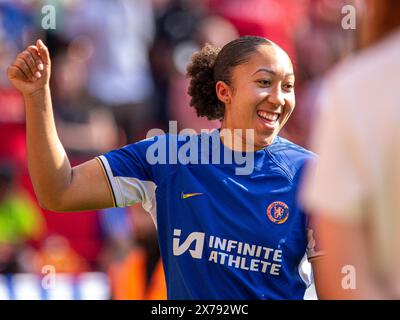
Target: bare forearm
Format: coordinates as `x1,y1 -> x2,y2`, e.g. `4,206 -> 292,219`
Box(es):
24,86 -> 71,209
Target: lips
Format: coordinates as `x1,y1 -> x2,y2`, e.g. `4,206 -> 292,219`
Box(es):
257,110 -> 281,129
257,110 -> 280,121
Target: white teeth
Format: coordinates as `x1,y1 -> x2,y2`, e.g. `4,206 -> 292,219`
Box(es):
257,111 -> 279,121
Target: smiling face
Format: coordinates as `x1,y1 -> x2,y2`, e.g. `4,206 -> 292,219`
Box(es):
217,44 -> 295,150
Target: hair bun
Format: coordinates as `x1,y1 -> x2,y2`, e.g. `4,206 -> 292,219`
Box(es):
187,43 -> 224,120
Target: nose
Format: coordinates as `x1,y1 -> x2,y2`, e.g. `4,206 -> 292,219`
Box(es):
267,85 -> 285,108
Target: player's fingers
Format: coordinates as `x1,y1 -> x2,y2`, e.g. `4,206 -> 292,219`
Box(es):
19,51 -> 40,79
14,57 -> 34,81
26,45 -> 44,71
36,39 -> 50,66
8,64 -> 29,82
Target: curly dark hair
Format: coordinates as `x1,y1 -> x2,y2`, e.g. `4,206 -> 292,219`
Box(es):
187,36 -> 272,120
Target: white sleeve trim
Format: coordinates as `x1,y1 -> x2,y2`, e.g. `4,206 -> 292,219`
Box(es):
98,155 -> 123,207
98,155 -> 157,226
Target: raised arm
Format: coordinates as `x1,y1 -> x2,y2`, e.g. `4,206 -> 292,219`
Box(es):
7,39 -> 113,212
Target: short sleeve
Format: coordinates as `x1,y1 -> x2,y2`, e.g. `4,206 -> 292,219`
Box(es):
96,136 -> 162,214
301,81 -> 366,223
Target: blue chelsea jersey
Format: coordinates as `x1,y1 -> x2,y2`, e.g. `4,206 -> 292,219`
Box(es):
97,130 -> 317,300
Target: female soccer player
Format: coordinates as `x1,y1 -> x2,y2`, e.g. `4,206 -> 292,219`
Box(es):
7,36 -> 321,299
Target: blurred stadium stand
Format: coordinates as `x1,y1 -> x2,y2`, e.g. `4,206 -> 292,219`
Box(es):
0,272 -> 110,300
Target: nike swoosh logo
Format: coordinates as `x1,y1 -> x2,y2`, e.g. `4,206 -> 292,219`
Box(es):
181,192 -> 203,199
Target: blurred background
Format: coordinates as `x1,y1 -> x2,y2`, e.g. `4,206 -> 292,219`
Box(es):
0,0 -> 360,299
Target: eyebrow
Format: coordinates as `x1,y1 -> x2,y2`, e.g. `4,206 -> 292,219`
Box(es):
252,68 -> 294,77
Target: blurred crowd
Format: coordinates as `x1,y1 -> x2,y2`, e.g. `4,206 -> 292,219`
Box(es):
0,0 -> 358,299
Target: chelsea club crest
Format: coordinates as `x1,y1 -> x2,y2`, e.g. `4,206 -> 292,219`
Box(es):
266,201 -> 289,224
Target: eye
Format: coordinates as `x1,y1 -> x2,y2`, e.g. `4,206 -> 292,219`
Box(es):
283,83 -> 294,92
257,80 -> 271,87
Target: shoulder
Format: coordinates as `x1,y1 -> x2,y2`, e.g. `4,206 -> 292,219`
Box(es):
267,136 -> 317,178
269,136 -> 316,160
102,133 -> 173,182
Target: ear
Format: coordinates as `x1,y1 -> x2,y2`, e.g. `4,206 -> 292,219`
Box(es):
216,80 -> 232,105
